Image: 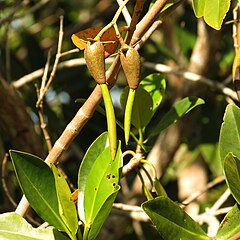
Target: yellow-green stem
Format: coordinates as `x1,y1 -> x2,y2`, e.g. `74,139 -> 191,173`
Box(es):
83,225 -> 90,240
100,84 -> 117,160
124,88 -> 136,145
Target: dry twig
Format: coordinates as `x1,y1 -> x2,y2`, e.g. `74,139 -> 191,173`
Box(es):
1,154 -> 17,208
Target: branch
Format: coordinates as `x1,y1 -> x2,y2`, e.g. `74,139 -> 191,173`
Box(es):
15,0 -> 170,216
144,61 -> 238,101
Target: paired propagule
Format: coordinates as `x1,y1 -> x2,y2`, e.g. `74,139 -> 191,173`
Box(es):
72,24 -> 141,158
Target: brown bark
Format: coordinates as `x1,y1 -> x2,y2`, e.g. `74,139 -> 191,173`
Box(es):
0,77 -> 43,156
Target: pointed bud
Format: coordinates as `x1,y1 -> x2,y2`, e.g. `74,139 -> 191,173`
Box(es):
84,41 -> 106,84
120,47 -> 141,90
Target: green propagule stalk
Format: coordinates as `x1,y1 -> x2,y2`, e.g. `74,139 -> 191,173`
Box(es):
84,41 -> 117,160
120,46 -> 141,145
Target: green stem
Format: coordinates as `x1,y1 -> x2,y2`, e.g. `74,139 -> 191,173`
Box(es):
141,164 -> 154,187
140,159 -> 157,179
83,227 -> 89,240
136,168 -> 153,200
124,88 -> 136,145
141,160 -> 167,197
100,84 -> 117,159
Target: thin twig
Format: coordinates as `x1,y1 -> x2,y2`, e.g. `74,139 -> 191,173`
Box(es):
36,16 -> 64,106
135,20 -> 162,50
60,48 -> 79,57
144,61 -> 238,101
113,203 -> 143,212
1,154 -> 17,208
40,49 -> 52,95
208,188 -> 231,213
12,57 -> 114,89
212,206 -> 232,216
126,0 -> 146,45
132,220 -> 146,240
35,49 -> 53,151
35,85 -> 53,151
233,3 -> 240,52
116,0 -> 132,26
130,0 -> 168,45
182,176 -> 225,205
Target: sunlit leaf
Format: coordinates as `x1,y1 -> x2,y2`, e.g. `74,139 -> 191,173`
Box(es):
78,132 -> 122,239
140,73 -> 166,114
52,165 -> 79,237
224,153 -> 240,205
0,212 -> 69,240
216,204 -> 240,240
83,143 -> 121,238
192,0 -> 230,30
146,96 -> 205,140
78,132 -> 109,223
219,104 -> 240,164
142,197 -> 209,240
9,150 -> 69,234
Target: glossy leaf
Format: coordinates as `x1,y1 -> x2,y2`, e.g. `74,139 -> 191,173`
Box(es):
142,197 -> 209,240
121,85 -> 153,130
52,165 -> 79,238
71,26 -> 119,58
0,212 -> 69,240
192,0 -> 230,30
223,153 -> 240,205
192,0 -> 204,17
140,73 -> 166,115
216,204 -> 240,240
83,143 -> 121,238
87,187 -> 119,240
146,96 -> 205,140
219,104 -> 240,164
78,132 -> 109,223
9,150 -> 69,234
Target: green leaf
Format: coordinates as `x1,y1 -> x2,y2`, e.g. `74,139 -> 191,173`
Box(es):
9,150 -> 69,234
142,197 -> 209,240
219,104 -> 240,164
78,132 -> 109,223
223,153 -> 240,205
192,0 -> 231,30
87,186 -> 120,240
140,73 -> 166,115
146,96 -> 205,140
199,143 -> 222,177
52,165 -> 79,238
192,0 -> 205,17
121,85 -> 153,130
83,143 -> 121,238
0,212 -> 69,240
216,204 -> 240,240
